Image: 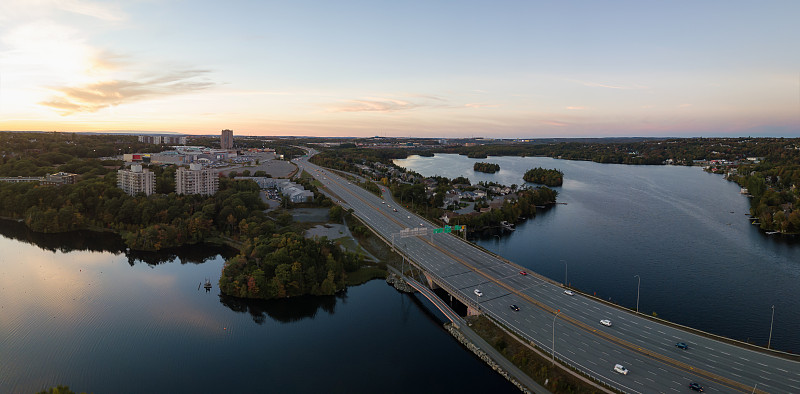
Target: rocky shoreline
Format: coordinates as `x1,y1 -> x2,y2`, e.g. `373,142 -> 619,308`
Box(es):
385,273 -> 415,293
444,323 -> 531,393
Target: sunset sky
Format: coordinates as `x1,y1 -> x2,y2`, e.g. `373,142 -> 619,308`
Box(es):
1,0 -> 798,138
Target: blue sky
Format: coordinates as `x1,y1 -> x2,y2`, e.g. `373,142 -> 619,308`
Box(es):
1,0 -> 798,137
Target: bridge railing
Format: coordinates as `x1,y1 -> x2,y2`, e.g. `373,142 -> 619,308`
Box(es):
486,311 -> 638,394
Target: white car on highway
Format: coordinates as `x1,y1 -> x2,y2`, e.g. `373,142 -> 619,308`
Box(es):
564,290 -> 574,296
474,289 -> 483,297
600,319 -> 612,327
613,364 -> 628,375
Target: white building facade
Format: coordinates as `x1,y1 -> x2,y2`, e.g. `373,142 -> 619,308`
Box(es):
117,164 -> 155,196
176,163 -> 219,196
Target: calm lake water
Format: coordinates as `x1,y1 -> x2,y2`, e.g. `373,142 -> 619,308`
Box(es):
0,220 -> 514,394
395,154 -> 800,354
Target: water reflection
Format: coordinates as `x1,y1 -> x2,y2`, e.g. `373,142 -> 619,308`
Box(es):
124,244 -> 235,266
219,291 -> 343,324
0,219 -> 234,266
0,219 -> 125,253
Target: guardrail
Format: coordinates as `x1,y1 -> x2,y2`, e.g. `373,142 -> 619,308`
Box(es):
308,163 -> 777,393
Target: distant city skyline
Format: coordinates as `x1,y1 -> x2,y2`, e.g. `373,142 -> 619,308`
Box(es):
1,1 -> 798,138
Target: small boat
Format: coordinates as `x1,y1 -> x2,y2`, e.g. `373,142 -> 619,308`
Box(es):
500,221 -> 515,231
204,278 -> 212,290
766,231 -> 780,235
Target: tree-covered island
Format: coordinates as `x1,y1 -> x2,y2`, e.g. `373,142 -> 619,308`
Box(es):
473,162 -> 500,173
523,167 -> 564,187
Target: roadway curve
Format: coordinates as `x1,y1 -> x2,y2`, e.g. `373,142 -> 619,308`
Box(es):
295,151 -> 800,393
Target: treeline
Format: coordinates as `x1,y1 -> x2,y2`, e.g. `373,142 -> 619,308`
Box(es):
219,232 -> 363,299
523,167 -> 563,186
734,164 -> 800,233
1,132 -> 161,166
450,187 -> 558,230
0,175 -> 269,250
309,146 -> 415,170
473,162 -> 500,173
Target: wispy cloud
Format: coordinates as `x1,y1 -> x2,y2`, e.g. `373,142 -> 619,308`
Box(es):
570,79 -> 648,90
409,94 -> 447,102
0,0 -> 125,22
543,120 -> 567,127
328,94 -> 502,113
40,70 -> 214,114
566,106 -> 585,110
465,103 -> 499,109
54,0 -> 125,21
329,98 -> 422,113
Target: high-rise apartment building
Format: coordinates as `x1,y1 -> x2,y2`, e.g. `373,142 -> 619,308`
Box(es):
117,164 -> 155,196
176,163 -> 219,196
220,129 -> 234,149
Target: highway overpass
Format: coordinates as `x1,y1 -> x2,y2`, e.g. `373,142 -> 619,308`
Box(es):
295,152 -> 800,393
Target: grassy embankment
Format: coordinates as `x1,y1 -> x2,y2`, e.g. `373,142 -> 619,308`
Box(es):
469,315 -> 613,394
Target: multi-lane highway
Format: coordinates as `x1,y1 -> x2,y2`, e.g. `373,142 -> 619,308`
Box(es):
294,152 -> 800,393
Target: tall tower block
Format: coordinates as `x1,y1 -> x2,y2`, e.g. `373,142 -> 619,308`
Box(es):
221,129 -> 234,149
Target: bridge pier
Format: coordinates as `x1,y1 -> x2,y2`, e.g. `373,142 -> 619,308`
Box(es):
467,306 -> 481,316
423,272 -> 440,290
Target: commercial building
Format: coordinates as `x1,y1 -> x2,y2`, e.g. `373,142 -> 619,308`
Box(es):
176,163 -> 219,196
221,129 -> 234,149
237,176 -> 313,203
117,164 -> 155,196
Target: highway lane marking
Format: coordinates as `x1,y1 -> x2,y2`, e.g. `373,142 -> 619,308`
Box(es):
309,161 -> 774,394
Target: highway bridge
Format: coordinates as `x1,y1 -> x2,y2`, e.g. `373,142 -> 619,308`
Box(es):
294,151 -> 800,393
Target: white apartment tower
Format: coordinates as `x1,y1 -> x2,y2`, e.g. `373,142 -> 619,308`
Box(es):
176,163 -> 219,196
117,164 -> 155,196
220,129 -> 234,149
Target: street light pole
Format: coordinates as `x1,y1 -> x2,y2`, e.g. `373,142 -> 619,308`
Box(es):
560,260 -> 567,287
768,305 -> 775,349
552,309 -> 562,365
634,275 -> 641,314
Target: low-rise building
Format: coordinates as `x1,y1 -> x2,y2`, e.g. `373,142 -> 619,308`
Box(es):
41,172 -> 77,186
1,172 -> 78,186
236,176 -> 313,203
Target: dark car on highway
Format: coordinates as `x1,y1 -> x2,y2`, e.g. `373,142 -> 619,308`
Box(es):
689,382 -> 703,392
676,342 -> 688,350
510,304 -> 520,311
